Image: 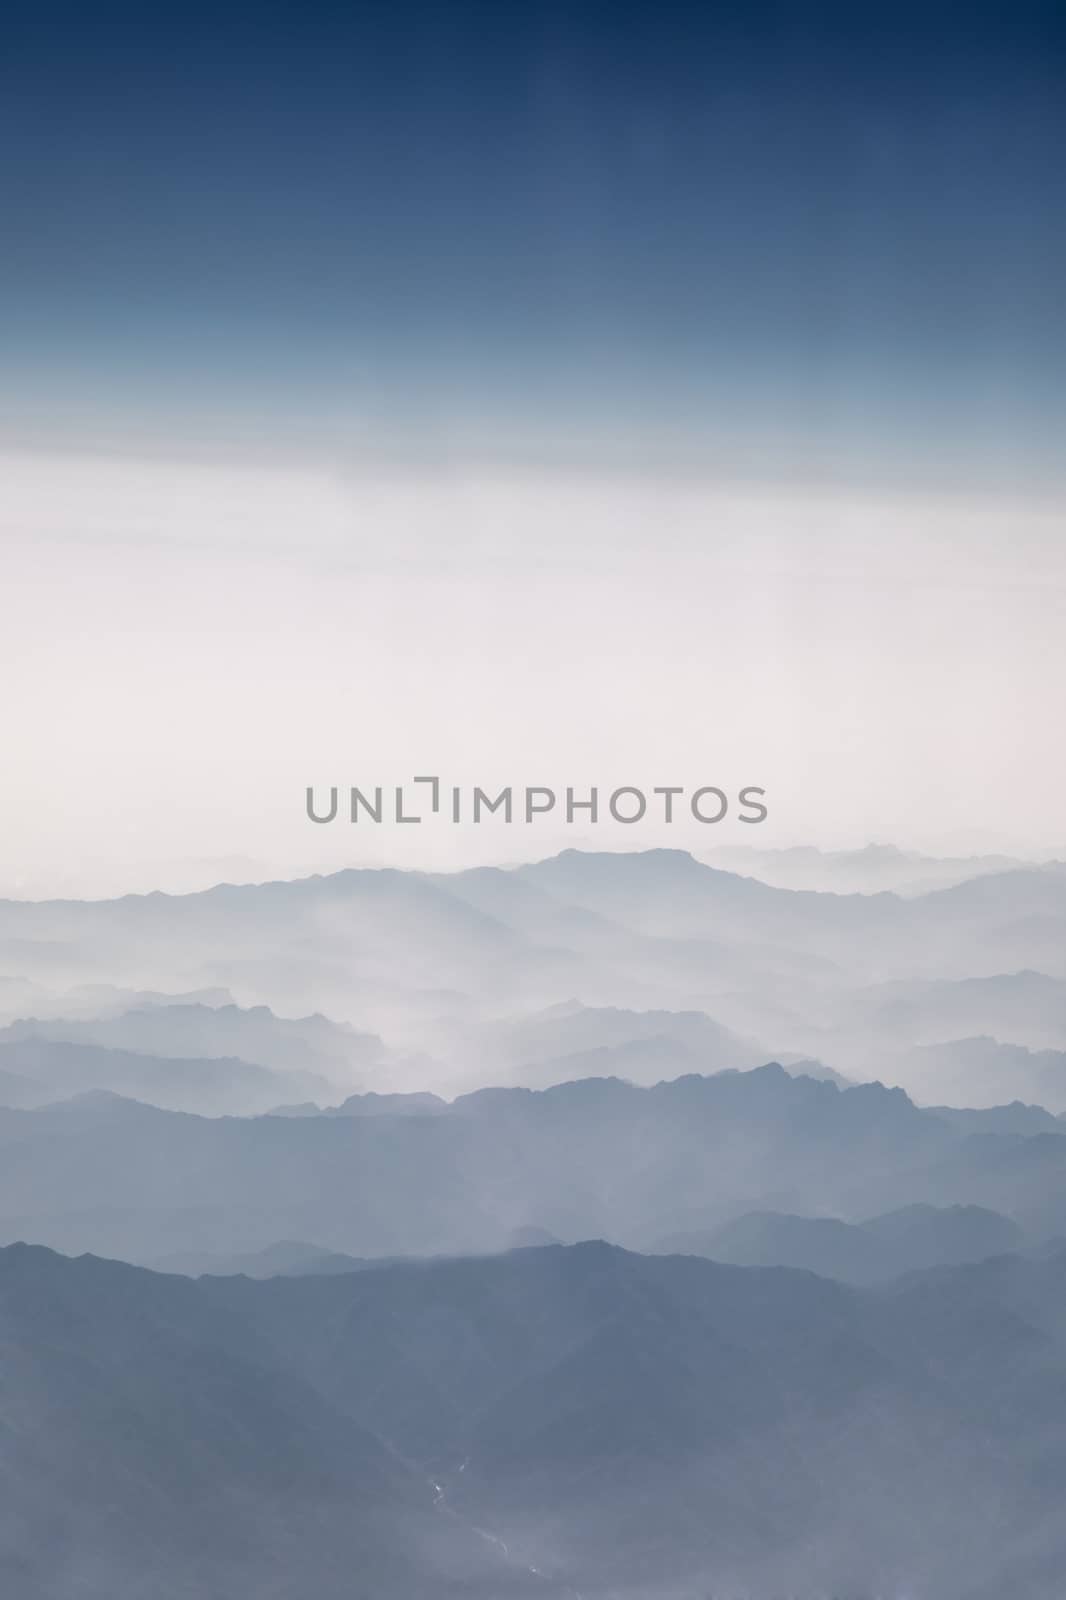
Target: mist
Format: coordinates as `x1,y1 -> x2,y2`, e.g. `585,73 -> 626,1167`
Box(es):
3,449 -> 1064,898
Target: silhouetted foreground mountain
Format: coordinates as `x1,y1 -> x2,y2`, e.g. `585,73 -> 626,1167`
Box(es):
6,1239 -> 1066,1598
0,1243 -> 557,1600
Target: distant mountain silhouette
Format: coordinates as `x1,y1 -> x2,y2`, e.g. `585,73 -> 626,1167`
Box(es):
3,851 -> 1066,1102
150,1239 -> 369,1277
0,979 -> 233,1024
442,1001 -> 765,1088
0,1000 -> 382,1079
907,1035 -> 1066,1111
0,1036 -> 336,1116
850,970 -> 1066,1051
327,1089 -> 449,1116
4,1065 -> 1064,1262
706,842 -> 1043,895
928,1098 -> 1063,1135
658,1202 -> 1023,1282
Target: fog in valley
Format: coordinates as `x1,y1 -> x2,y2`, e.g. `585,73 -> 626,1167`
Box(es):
4,0 -> 1064,1590
4,845 -> 1066,1596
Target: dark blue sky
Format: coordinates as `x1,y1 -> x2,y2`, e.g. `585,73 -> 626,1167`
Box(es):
2,0 -> 1063,483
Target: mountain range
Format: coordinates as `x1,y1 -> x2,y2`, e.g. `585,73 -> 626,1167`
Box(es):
3,849 -> 1066,1111
4,848 -> 1066,1593
7,1237 -> 1066,1598
4,1065 -> 1066,1265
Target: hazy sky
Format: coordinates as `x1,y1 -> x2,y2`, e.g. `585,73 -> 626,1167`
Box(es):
2,2 -> 1064,894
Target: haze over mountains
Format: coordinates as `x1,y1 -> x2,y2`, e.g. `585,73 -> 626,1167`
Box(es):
707,841 -> 1063,897
3,848 -> 1066,1263
3,846 -> 1066,1106
4,845 -> 1066,1595
658,1200 -> 1026,1284
6,1065 -> 1066,1266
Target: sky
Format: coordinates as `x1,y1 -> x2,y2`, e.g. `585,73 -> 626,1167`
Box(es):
2,1 -> 1064,894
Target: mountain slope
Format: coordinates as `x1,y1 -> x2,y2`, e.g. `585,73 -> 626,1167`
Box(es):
8,1240 -> 1066,1598
3,1066 -> 1059,1262
0,1243 -> 557,1599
